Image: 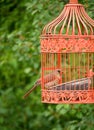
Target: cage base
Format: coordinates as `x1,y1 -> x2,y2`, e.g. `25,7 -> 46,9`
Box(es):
42,89 -> 94,104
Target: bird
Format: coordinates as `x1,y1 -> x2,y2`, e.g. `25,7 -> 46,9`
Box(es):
45,78 -> 60,89
85,69 -> 94,78
23,69 -> 61,98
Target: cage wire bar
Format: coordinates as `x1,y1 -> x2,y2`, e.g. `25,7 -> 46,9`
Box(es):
40,0 -> 94,104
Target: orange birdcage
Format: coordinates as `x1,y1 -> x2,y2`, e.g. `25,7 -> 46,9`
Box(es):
40,0 -> 94,104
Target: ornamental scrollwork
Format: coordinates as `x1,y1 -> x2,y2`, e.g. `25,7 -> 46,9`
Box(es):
42,90 -> 94,103
41,38 -> 94,53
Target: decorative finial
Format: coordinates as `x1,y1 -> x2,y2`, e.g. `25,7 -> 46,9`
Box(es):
69,0 -> 78,3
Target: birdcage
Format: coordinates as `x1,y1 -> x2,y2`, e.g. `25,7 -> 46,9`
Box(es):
40,0 -> 94,104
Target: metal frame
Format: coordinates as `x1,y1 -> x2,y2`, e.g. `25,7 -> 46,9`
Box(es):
40,0 -> 94,104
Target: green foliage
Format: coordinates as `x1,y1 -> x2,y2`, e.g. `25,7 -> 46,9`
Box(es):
0,0 -> 94,130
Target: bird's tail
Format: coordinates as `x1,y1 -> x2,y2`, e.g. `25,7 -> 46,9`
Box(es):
23,82 -> 39,99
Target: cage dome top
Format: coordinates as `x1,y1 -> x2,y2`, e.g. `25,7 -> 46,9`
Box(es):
42,0 -> 94,36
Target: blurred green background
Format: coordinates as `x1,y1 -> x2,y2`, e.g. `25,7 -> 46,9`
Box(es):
0,0 -> 94,130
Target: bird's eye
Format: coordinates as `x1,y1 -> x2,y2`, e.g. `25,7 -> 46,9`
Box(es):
57,70 -> 60,73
